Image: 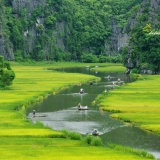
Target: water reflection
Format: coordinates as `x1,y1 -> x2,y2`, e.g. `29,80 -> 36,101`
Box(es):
28,107 -> 125,135
27,67 -> 160,158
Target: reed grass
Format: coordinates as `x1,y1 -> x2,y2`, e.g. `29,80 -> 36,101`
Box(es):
84,135 -> 102,146
62,130 -> 82,140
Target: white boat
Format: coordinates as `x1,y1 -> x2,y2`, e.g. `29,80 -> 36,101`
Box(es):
78,105 -> 88,110
80,88 -> 84,94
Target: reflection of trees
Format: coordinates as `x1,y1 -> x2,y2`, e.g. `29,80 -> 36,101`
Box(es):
125,75 -> 131,83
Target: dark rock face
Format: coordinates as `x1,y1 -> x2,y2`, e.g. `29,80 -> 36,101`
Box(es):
0,24 -> 14,60
105,19 -> 130,55
12,0 -> 46,15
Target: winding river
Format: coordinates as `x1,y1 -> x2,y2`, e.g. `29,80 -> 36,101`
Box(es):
27,67 -> 160,159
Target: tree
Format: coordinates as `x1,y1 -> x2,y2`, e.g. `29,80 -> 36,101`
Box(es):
0,56 -> 15,88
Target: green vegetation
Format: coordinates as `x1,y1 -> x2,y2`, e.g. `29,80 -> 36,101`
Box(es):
96,74 -> 160,135
0,0 -> 142,61
90,64 -> 126,73
0,56 -> 15,89
0,62 -> 154,159
84,135 -> 102,146
122,23 -> 160,74
122,1 -> 160,74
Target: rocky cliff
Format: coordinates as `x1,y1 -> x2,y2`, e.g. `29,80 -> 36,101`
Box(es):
106,0 -> 160,57
0,9 -> 14,60
0,0 -> 159,60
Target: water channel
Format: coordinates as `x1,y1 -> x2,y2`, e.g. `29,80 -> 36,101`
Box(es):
27,67 -> 160,159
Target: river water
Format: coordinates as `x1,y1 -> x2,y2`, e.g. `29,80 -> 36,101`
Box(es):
27,67 -> 160,159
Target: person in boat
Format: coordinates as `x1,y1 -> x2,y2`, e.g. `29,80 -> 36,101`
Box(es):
108,75 -> 111,79
118,78 -> 121,82
92,129 -> 98,135
90,81 -> 93,85
80,88 -> 84,94
33,110 -> 36,117
78,103 -> 81,109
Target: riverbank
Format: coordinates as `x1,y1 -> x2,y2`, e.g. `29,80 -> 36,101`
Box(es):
90,65 -> 126,73
0,62 -> 154,159
97,73 -> 160,135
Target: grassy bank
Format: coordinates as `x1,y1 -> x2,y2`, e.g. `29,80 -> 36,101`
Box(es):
90,64 -> 126,73
0,62 -> 154,159
97,74 -> 160,135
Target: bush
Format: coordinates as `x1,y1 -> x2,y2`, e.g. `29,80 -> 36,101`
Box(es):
85,135 -> 93,145
81,52 -> 99,63
84,135 -> 102,146
99,55 -> 107,63
132,68 -> 140,74
0,56 -> 15,89
62,130 -> 82,140
91,136 -> 102,146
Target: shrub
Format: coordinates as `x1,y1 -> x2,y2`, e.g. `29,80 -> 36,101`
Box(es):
62,130 -> 82,140
81,52 -> 99,63
85,135 -> 93,145
0,56 -> 15,89
132,68 -> 140,74
84,135 -> 102,146
99,55 -> 107,63
91,136 -> 102,146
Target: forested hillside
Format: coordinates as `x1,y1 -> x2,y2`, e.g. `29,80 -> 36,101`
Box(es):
0,0 -> 141,60
0,0 -> 160,72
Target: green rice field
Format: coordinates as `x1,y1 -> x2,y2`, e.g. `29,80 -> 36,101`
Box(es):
0,62 -> 156,159
97,74 -> 160,135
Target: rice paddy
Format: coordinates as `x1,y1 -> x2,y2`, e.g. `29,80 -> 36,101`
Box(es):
97,74 -> 160,135
90,65 -> 126,73
0,62 -> 156,159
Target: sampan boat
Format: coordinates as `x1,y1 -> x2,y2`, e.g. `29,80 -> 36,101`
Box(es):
78,105 -> 88,110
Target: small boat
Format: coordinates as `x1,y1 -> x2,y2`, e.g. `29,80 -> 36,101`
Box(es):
78,105 -> 88,110
80,88 -> 84,94
90,81 -> 93,85
80,91 -> 84,94
92,129 -> 99,136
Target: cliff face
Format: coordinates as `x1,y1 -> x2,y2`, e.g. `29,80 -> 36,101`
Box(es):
0,32 -> 14,60
0,0 -> 159,60
12,0 -> 46,14
105,19 -> 129,56
0,13 -> 14,60
106,0 -> 160,56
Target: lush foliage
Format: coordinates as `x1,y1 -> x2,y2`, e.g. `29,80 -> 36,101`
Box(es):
0,56 -> 15,88
1,0 -> 142,62
122,1 -> 160,73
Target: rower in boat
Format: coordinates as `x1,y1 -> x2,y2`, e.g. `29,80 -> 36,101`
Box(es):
80,88 -> 84,94
92,129 -> 99,136
90,81 -> 93,85
78,103 -> 88,110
